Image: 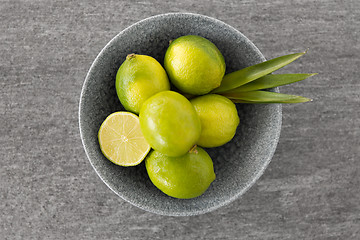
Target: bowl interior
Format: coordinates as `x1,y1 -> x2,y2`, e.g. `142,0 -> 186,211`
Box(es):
79,13 -> 282,216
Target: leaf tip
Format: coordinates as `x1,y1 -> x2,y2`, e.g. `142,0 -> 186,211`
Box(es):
302,97 -> 313,103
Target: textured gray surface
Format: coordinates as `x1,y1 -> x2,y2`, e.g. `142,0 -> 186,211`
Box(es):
79,12 -> 281,216
1,0 -> 359,239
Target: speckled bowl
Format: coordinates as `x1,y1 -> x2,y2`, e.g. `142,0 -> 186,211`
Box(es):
79,13 -> 282,216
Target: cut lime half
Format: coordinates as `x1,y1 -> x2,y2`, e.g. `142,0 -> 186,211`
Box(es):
98,112 -> 151,166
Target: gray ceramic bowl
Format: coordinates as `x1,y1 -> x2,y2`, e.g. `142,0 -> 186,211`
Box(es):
79,13 -> 282,216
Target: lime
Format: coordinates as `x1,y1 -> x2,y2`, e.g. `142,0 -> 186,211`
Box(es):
139,91 -> 201,157
98,111 -> 151,166
190,94 -> 240,148
116,54 -> 170,114
164,35 -> 226,95
145,146 -> 216,199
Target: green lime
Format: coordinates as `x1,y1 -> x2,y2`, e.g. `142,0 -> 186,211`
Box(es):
164,35 -> 226,95
139,91 -> 201,157
145,146 -> 216,199
190,94 -> 240,148
98,112 -> 151,166
116,54 -> 170,114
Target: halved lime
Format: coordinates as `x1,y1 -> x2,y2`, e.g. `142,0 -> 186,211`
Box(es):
98,112 -> 151,166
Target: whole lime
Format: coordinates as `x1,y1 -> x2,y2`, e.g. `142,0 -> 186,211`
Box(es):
164,35 -> 226,95
116,54 -> 170,114
145,146 -> 216,199
139,91 -> 201,157
190,94 -> 240,148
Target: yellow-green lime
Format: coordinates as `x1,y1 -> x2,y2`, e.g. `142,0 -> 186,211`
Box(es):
145,146 -> 216,199
164,35 -> 226,95
139,91 -> 201,157
98,111 -> 151,166
190,94 -> 240,148
116,54 -> 170,114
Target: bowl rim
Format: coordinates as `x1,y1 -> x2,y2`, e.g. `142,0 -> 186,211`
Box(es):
79,12 -> 282,216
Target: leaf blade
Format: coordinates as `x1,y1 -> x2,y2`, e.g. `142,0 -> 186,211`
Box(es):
222,73 -> 317,93
212,51 -> 306,93
221,91 -> 312,103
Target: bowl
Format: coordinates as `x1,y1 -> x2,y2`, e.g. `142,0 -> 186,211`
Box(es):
79,13 -> 282,216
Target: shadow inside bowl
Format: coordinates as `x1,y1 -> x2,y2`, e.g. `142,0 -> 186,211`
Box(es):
79,13 -> 282,216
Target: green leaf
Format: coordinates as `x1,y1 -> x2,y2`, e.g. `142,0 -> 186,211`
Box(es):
221,91 -> 312,104
222,73 -> 317,93
212,51 -> 306,93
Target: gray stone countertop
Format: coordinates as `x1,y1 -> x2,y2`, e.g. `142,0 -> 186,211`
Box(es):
1,1 -> 359,239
